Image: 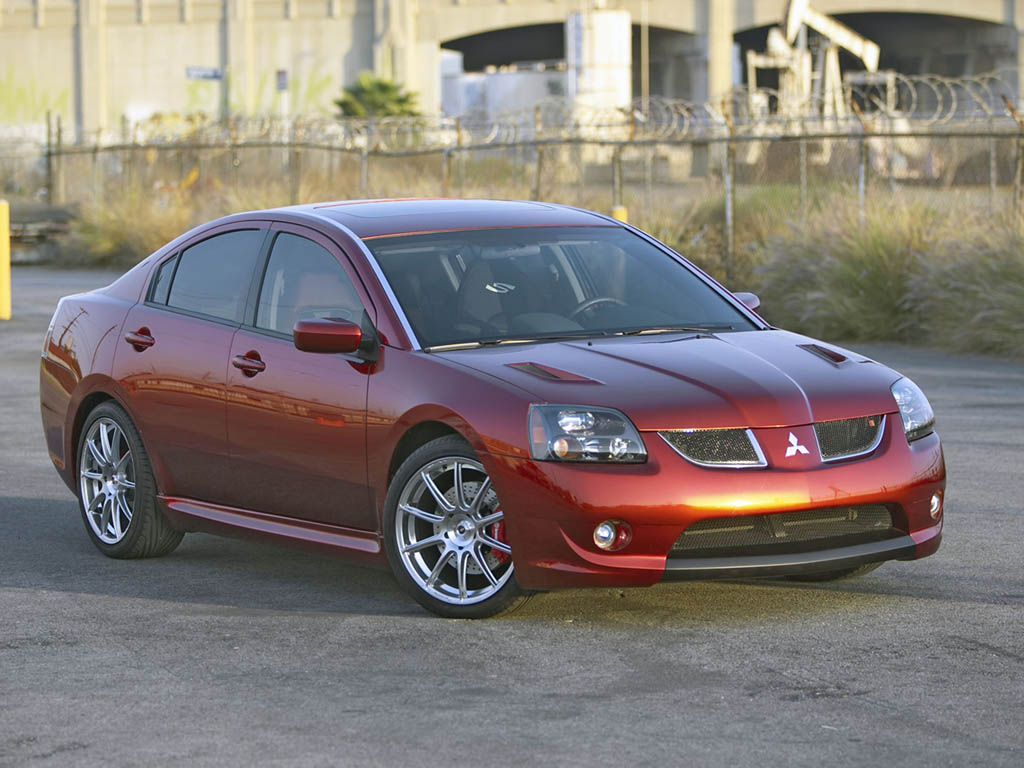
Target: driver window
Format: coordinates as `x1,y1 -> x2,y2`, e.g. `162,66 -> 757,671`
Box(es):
256,233 -> 363,335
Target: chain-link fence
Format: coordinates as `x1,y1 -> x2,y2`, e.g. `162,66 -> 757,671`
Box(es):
3,114 -> 1024,284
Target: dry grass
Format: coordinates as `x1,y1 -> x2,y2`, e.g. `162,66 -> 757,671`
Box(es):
60,155 -> 1024,359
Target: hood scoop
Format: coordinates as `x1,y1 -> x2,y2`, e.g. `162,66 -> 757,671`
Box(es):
506,361 -> 600,384
798,343 -> 848,366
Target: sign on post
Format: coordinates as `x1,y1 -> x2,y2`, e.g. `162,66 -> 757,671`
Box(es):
186,66 -> 223,81
276,70 -> 288,92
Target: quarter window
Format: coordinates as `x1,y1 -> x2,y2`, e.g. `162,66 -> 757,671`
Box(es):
255,233 -> 364,335
166,230 -> 264,323
149,253 -> 177,305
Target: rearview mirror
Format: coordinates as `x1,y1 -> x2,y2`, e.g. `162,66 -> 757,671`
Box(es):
734,292 -> 761,313
293,318 -> 362,354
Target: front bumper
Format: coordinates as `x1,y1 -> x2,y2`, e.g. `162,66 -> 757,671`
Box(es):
486,418 -> 945,590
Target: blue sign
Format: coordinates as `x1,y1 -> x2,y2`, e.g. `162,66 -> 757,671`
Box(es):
186,66 -> 223,81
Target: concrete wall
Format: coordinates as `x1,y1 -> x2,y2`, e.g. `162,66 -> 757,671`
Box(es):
0,0 -> 375,138
3,0 -> 1024,138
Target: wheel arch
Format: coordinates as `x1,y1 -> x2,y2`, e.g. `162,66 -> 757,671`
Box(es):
387,420 -> 468,485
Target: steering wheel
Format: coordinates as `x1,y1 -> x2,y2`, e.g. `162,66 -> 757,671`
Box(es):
568,296 -> 626,321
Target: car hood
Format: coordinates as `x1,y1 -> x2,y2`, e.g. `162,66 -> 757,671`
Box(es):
435,330 -> 901,430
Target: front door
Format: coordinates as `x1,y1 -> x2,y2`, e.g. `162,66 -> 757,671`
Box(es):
224,226 -> 375,530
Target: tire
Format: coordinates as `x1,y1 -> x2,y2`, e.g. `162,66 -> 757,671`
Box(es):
76,401 -> 184,559
383,435 -> 532,618
786,562 -> 883,582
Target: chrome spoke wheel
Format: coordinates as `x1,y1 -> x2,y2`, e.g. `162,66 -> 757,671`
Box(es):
395,457 -> 513,606
79,417 -> 136,545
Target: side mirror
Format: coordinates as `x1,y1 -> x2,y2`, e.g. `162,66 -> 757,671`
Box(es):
293,318 -> 362,354
734,291 -> 761,313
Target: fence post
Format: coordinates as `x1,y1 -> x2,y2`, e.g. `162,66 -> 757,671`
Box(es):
1002,97 -> 1024,232
442,148 -> 452,197
531,106 -> 544,201
455,117 -> 464,195
54,114 -> 64,205
44,112 -> 54,206
858,136 -> 867,229
0,199 -> 10,321
611,146 -> 627,221
289,120 -> 302,205
723,105 -> 736,285
850,101 -> 870,230
799,136 -> 807,222
989,135 -> 997,214
360,147 -> 369,196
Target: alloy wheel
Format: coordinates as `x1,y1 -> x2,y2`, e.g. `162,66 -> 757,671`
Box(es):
394,457 -> 513,605
79,417 -> 136,545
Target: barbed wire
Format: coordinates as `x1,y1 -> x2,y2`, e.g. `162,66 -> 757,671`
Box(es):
0,70 -> 1020,153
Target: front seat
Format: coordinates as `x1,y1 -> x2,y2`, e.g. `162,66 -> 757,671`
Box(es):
455,259 -> 513,336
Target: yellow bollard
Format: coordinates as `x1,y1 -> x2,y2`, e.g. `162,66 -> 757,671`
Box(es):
0,199 -> 10,321
610,206 -> 628,223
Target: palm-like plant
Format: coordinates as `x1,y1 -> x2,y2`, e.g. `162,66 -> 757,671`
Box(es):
335,72 -> 420,118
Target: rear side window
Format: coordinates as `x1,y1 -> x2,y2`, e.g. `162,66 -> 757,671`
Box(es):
166,230 -> 264,323
255,233 -> 364,335
149,254 -> 177,304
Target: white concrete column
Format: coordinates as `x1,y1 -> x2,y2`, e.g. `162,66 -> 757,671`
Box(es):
75,0 -> 109,139
224,0 -> 255,115
566,8 -> 633,109
705,0 -> 734,104
1016,1 -> 1024,107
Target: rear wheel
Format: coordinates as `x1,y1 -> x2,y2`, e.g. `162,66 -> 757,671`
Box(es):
77,401 -> 183,559
786,562 -> 883,582
383,436 -> 531,618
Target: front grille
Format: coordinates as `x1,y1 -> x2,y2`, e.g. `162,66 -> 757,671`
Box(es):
660,428 -> 763,467
814,414 -> 885,461
669,505 -> 896,558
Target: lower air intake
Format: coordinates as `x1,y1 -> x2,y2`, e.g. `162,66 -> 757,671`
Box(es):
669,505 -> 897,558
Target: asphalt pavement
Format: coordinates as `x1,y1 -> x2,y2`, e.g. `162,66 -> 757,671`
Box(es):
1,267 -> 1022,767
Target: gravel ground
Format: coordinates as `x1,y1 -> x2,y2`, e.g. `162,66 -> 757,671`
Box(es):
1,267 -> 1022,767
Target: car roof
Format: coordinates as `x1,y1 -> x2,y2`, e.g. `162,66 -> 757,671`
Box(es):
261,198 -> 614,239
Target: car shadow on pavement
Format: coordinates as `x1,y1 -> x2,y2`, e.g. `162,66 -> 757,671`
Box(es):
5,495 -> 993,626
1,496 -> 418,618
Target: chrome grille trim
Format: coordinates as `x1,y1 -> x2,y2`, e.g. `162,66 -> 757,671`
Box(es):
659,428 -> 768,469
814,414 -> 887,463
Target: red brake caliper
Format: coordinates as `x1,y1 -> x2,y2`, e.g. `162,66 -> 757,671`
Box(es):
489,518 -> 510,564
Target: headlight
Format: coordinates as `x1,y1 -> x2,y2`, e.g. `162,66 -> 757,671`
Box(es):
890,377 -> 935,442
529,405 -> 647,463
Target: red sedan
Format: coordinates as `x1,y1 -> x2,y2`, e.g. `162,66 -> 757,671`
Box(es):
40,199 -> 944,617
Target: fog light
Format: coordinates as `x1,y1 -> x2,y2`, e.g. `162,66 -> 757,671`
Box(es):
593,520 -> 631,551
929,492 -> 942,519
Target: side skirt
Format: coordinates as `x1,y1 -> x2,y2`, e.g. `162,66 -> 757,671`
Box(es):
159,496 -> 387,567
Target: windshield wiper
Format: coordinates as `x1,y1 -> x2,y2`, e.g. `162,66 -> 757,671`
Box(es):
424,329 -> 612,352
617,323 -> 736,336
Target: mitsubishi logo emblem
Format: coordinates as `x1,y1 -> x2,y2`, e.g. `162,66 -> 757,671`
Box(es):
785,432 -> 809,458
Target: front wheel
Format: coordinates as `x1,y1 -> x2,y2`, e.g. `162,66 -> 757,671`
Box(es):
383,436 -> 531,618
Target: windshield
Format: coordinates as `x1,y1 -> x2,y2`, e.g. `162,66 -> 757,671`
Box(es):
365,226 -> 758,348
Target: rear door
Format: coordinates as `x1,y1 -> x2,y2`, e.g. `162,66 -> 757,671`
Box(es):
223,223 -> 376,530
113,225 -> 268,504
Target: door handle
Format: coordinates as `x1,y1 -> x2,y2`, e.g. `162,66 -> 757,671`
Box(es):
124,327 -> 155,351
232,352 -> 266,377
